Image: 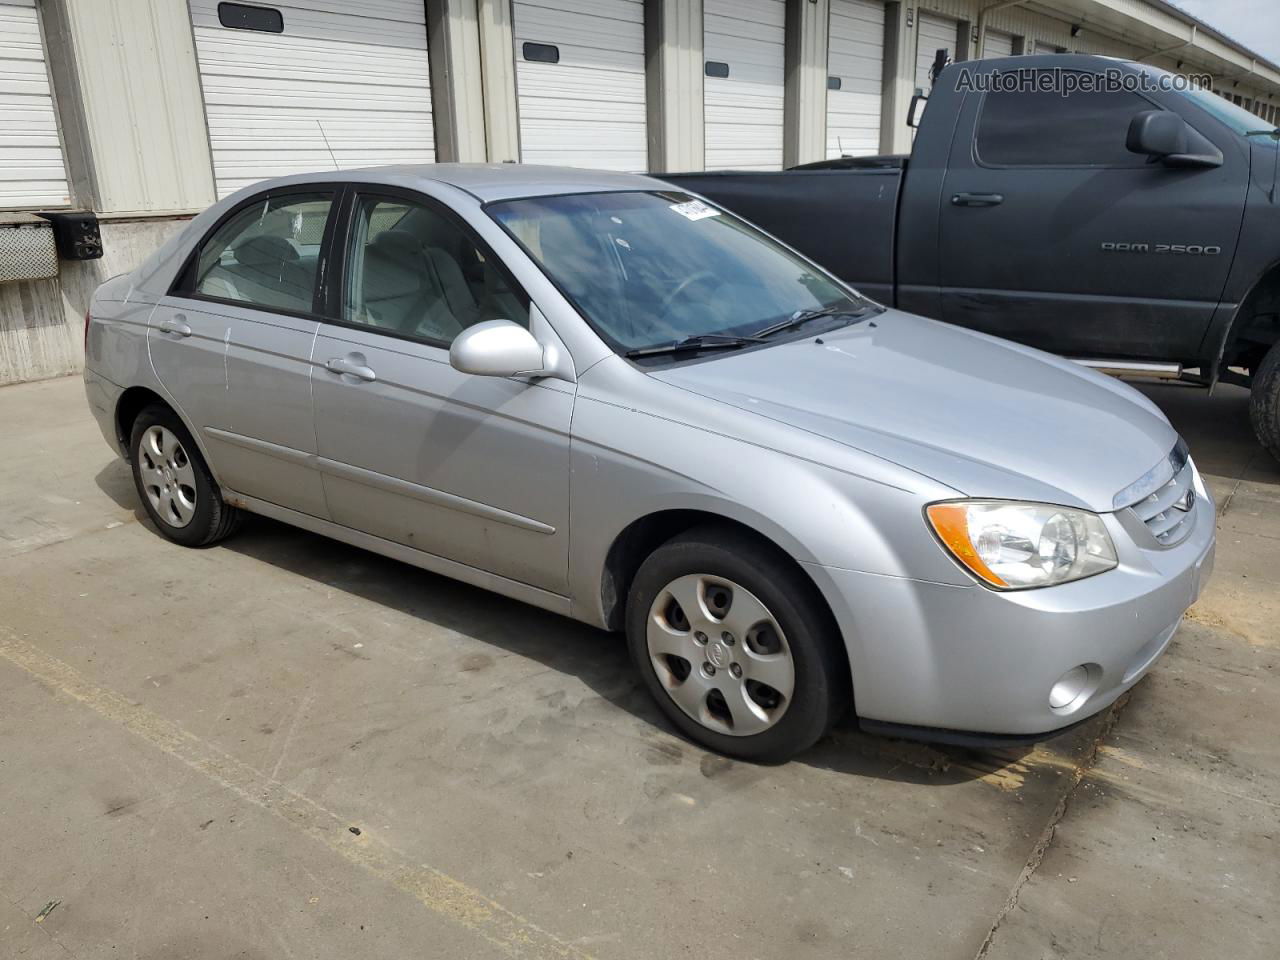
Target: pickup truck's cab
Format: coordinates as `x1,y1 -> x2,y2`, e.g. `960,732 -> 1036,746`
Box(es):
662,55 -> 1280,462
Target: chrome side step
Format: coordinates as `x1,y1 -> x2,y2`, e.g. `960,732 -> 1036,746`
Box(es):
1073,359 -> 1184,380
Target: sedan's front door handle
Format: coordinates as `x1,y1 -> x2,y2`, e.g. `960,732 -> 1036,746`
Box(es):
325,356 -> 377,382
157,318 -> 192,337
951,192 -> 1005,207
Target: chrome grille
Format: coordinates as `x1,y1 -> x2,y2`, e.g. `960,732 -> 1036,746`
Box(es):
1129,455 -> 1196,546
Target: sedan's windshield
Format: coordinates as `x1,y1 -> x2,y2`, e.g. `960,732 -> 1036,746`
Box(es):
486,190 -> 876,356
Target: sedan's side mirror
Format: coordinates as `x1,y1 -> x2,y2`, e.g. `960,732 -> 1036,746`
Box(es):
1126,110 -> 1223,168
449,319 -> 550,378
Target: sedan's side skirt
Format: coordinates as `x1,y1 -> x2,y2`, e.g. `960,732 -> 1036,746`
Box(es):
220,488 -> 575,620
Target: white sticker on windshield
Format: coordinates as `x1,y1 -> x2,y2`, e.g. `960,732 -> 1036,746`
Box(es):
669,200 -> 720,221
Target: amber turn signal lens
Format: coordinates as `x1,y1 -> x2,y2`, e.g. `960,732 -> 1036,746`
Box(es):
925,503 -> 1009,588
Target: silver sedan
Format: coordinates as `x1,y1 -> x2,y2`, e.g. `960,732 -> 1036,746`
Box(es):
83,164 -> 1215,762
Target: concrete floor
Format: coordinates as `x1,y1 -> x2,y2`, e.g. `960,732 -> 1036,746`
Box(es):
0,375 -> 1276,960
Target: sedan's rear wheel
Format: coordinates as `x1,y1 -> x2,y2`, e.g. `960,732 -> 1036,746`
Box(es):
627,526 -> 848,763
129,404 -> 243,547
137,424 -> 198,528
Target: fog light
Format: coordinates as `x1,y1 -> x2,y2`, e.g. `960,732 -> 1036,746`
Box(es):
1049,664 -> 1098,712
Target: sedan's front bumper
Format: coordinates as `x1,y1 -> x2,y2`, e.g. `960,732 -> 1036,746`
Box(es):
804,492 -> 1216,739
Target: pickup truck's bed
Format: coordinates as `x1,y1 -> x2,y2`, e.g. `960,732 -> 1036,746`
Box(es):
658,157 -> 905,306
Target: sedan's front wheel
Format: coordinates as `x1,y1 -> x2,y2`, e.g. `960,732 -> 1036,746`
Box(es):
626,526 -> 848,763
129,404 -> 243,547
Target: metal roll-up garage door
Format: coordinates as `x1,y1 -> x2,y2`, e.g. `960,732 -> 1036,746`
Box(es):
984,31 -> 1015,59
0,0 -> 69,208
513,0 -> 646,171
915,12 -> 956,93
704,0 -> 786,170
826,0 -> 884,158
189,0 -> 435,199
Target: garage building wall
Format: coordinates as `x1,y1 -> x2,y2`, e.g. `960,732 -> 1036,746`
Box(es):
983,31 -> 1015,59
189,0 -> 436,199
513,0 -> 647,171
704,0 -> 786,170
825,0 -> 884,158
915,12 -> 957,92
0,0 -> 70,209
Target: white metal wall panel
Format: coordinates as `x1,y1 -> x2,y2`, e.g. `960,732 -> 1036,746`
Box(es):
513,0 -> 646,171
915,12 -> 956,93
0,0 -> 70,209
826,0 -> 883,159
704,0 -> 786,171
1033,40 -> 1060,55
984,31 -> 1015,59
189,0 -> 435,198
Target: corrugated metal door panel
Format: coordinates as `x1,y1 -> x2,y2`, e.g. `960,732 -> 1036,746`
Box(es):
915,13 -> 956,92
826,0 -> 884,159
189,0 -> 434,199
984,31 -> 1015,58
0,0 -> 70,209
704,0 -> 786,170
1033,41 -> 1059,55
513,0 -> 647,171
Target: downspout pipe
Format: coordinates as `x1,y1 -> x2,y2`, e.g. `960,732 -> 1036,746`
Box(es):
975,0 -> 1026,59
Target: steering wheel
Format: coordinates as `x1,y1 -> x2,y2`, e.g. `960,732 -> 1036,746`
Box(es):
658,269 -> 723,316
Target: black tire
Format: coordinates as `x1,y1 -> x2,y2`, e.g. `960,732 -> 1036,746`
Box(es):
1251,342 -> 1280,464
128,404 -> 243,547
625,524 -> 849,763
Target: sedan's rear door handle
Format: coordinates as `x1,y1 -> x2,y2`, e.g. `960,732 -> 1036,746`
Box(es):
951,192 -> 1005,207
325,356 -> 377,382
157,317 -> 192,337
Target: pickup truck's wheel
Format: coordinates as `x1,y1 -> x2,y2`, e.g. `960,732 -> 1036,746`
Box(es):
626,526 -> 847,763
129,404 -> 243,547
1251,341 -> 1280,463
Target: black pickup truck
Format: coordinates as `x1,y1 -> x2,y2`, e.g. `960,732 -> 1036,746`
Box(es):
662,54 -> 1280,461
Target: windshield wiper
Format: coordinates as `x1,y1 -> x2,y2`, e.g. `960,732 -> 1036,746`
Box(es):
750,302 -> 875,339
623,333 -> 765,359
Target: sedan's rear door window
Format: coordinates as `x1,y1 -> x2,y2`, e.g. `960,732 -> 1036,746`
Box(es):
193,192 -> 334,313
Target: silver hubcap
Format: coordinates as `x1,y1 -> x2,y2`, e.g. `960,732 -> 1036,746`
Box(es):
137,425 -> 197,528
646,574 -> 795,737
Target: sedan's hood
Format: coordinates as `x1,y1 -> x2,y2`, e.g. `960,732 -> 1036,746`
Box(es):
649,311 -> 1177,512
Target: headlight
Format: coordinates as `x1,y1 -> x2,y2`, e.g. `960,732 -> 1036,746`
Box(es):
926,500 -> 1118,589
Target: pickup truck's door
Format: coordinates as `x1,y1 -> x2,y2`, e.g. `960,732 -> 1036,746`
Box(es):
935,72 -> 1247,361
311,190 -> 573,595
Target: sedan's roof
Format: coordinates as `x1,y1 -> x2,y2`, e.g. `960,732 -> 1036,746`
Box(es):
355,163 -> 674,202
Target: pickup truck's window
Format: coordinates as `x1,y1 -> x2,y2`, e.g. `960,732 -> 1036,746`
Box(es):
976,82 -> 1154,167
1178,83 -> 1278,136
488,191 -> 870,354
343,195 -> 529,344
193,192 -> 333,312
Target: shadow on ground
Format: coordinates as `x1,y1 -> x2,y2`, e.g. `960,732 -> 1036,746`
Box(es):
94,455 -> 1046,787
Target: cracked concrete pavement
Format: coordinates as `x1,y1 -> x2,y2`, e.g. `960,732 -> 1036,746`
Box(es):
0,375 -> 1276,959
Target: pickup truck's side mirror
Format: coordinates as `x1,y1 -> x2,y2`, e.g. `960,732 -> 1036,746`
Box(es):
907,92 -> 927,128
1126,110 -> 1223,169
450,320 -> 549,378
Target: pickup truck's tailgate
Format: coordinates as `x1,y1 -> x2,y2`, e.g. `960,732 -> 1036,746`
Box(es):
655,166 -> 903,305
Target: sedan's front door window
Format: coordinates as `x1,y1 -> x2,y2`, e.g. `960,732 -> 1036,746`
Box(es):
343,195 -> 529,344
193,192 -> 333,313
